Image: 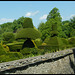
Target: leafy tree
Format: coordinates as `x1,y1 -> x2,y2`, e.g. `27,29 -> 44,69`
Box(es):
38,7 -> 63,41
38,22 -> 51,41
46,7 -> 62,21
62,20 -> 71,38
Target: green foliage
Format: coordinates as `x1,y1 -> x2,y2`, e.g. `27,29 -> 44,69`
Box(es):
0,52 -> 23,63
2,32 -> 15,43
44,36 -> 65,51
0,55 -> 10,63
6,52 -> 23,59
0,44 -> 6,55
22,17 -> 33,28
38,22 -> 51,41
68,37 -> 75,47
61,38 -> 69,45
46,7 -> 62,21
38,7 -> 62,41
20,47 -> 45,58
3,44 -> 10,52
8,45 -> 22,52
70,29 -> 75,37
6,42 -> 24,52
50,30 -> 59,37
16,28 -> 41,40
34,38 -> 42,47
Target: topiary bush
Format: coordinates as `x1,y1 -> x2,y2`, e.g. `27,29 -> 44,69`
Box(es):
16,28 -> 41,40
6,42 -> 24,52
2,32 -> 15,43
22,17 -> 34,28
68,37 -> 75,47
44,36 -> 65,51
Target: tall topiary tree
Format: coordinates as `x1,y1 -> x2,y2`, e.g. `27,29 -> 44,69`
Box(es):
15,17 -> 41,49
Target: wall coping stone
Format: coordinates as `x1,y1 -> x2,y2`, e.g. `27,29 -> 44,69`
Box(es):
0,48 -> 74,72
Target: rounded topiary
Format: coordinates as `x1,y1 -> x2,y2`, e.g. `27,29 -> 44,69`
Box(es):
22,17 -> 34,28
16,28 -> 41,40
2,32 -> 15,43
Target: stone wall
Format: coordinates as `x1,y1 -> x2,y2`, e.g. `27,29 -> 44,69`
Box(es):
0,48 -> 75,74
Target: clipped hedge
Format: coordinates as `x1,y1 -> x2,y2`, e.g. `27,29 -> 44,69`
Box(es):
0,52 -> 23,63
43,36 -> 65,51
22,17 -> 34,28
68,37 -> 75,47
20,47 -> 45,58
6,42 -> 24,52
0,44 -> 7,55
16,28 -> 41,40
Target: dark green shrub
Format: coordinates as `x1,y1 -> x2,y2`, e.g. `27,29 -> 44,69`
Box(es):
20,47 -> 45,58
0,44 -> 7,55
44,36 -> 65,51
68,37 -> 75,47
61,38 -> 69,48
0,52 -> 23,63
9,45 -> 22,52
22,17 -> 34,28
16,28 -> 41,40
0,55 -> 10,63
2,32 -> 15,43
20,48 -> 31,56
6,52 -> 23,59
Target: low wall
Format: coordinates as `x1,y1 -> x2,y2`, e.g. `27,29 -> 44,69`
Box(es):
0,48 -> 75,74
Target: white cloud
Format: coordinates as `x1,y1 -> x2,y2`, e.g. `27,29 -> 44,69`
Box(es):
25,11 -> 39,17
0,18 -> 14,24
40,14 -> 47,20
70,14 -> 75,18
25,12 -> 32,17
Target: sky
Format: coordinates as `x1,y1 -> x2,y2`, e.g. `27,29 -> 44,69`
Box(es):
0,1 -> 75,28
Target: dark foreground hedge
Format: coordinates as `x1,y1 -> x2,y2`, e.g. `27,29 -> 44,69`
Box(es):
0,52 -> 23,63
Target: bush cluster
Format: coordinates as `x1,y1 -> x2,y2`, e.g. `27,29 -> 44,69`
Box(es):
2,32 -> 15,43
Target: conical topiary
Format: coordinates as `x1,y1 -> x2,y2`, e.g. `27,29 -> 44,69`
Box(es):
15,17 -> 41,49
22,17 -> 34,28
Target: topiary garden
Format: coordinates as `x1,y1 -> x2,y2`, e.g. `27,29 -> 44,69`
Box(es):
0,17 -> 74,63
